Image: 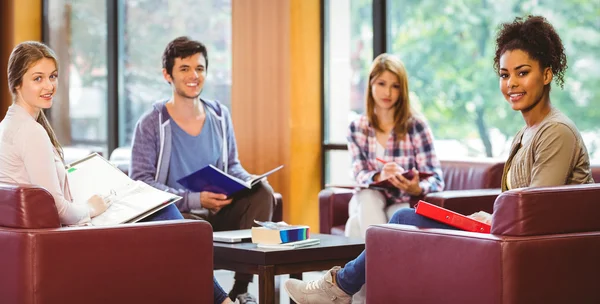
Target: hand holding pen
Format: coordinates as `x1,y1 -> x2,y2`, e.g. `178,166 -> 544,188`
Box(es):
375,157 -> 404,182
375,157 -> 423,195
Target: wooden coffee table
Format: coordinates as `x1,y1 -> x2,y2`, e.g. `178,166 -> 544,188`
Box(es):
213,233 -> 365,304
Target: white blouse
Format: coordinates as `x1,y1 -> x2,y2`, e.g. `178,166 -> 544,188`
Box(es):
0,104 -> 90,225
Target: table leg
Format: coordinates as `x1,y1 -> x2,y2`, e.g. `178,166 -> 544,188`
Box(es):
258,265 -> 275,304
288,273 -> 303,304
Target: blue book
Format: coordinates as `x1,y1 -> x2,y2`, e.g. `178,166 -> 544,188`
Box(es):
177,165 -> 283,197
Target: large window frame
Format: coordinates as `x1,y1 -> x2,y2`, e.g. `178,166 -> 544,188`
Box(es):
42,0 -> 233,156
42,0 -> 123,154
321,0 -> 387,187
322,0 -> 600,187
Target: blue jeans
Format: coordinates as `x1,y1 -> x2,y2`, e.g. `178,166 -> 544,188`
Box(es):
139,204 -> 185,222
139,204 -> 228,304
335,208 -> 457,295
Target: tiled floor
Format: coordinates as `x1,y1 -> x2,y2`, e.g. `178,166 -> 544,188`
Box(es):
214,269 -> 323,304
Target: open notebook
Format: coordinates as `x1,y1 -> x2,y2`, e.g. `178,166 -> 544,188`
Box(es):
178,164 -> 283,197
67,153 -> 181,226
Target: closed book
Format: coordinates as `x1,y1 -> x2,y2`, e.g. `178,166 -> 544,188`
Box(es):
251,225 -> 310,245
177,164 -> 283,197
414,200 -> 491,233
257,238 -> 320,249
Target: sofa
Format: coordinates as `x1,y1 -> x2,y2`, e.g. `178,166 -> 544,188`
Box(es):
0,182 -> 214,304
109,146 -> 284,222
365,183 -> 600,304
319,158 -> 505,234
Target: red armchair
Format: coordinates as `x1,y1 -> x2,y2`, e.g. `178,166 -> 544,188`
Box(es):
319,158 -> 505,234
0,182 -> 214,304
365,184 -> 600,304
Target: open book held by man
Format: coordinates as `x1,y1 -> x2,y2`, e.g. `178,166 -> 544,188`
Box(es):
177,164 -> 284,197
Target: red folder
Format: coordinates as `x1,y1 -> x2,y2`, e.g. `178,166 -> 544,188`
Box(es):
414,200 -> 491,233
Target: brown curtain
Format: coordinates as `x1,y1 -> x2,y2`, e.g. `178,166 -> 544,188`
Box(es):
0,0 -> 15,119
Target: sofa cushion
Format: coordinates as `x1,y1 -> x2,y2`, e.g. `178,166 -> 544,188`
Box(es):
0,183 -> 60,229
440,159 -> 504,190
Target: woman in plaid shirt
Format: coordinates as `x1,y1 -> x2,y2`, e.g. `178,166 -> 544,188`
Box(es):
344,53 -> 445,239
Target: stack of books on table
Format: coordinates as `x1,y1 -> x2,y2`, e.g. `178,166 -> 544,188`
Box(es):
251,221 -> 320,249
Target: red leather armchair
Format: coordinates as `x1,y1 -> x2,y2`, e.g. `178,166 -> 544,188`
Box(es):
365,184 -> 600,304
0,182 -> 214,304
320,158 -> 505,234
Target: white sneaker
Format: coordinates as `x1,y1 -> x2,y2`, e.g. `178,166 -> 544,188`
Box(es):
283,267 -> 351,304
351,284 -> 366,304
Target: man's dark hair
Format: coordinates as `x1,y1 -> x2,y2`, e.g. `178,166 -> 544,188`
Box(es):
162,36 -> 209,78
493,15 -> 568,89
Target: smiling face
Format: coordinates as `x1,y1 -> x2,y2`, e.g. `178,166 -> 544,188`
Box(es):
371,70 -> 401,111
499,49 -> 552,113
14,58 -> 58,117
163,53 -> 206,100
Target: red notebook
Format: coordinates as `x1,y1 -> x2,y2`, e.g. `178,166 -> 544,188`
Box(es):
414,200 -> 491,233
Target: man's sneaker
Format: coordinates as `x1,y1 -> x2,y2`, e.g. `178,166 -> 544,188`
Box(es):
236,292 -> 257,304
283,267 -> 351,304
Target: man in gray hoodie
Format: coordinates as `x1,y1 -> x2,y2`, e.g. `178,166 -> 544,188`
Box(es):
130,36 -> 274,303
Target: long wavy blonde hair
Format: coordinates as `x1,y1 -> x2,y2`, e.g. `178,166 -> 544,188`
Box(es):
7,41 -> 64,160
365,53 -> 413,137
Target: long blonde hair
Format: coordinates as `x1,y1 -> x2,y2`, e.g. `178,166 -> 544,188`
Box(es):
7,41 -> 64,160
365,53 -> 413,137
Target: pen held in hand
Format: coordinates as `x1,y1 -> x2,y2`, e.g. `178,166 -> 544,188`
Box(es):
376,157 -> 387,165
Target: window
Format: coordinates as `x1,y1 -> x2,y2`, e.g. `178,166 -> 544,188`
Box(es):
46,0 -> 108,154
387,0 -> 600,160
121,0 -> 232,146
44,0 -> 232,156
323,0 -> 600,185
323,0 -> 373,185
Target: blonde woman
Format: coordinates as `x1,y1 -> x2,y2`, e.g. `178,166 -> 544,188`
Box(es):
344,53 -> 444,239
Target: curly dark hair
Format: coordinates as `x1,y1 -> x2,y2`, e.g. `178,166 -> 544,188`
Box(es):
493,15 -> 567,89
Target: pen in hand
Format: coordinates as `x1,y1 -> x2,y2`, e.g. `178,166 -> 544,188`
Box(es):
376,157 -> 387,165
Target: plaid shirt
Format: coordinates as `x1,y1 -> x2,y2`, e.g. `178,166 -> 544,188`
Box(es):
347,115 -> 445,205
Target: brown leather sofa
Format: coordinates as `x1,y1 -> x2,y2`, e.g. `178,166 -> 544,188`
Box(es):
109,146 -> 284,222
365,183 -> 600,304
319,158 -> 505,234
0,182 -> 214,304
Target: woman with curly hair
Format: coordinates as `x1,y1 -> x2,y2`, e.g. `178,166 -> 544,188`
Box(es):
495,15 -> 593,191
283,15 -> 593,304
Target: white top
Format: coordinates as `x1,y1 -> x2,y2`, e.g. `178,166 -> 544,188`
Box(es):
0,104 -> 90,225
375,141 -> 385,159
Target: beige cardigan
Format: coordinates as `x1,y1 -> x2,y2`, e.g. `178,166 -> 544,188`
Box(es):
0,104 -> 90,225
502,107 -> 594,191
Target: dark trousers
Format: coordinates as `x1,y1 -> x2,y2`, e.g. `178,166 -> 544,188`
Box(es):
186,180 -> 276,283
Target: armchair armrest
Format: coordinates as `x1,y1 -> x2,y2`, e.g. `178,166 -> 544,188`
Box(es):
0,182 -> 60,229
424,188 -> 501,215
319,188 -> 353,234
0,220 -> 214,304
